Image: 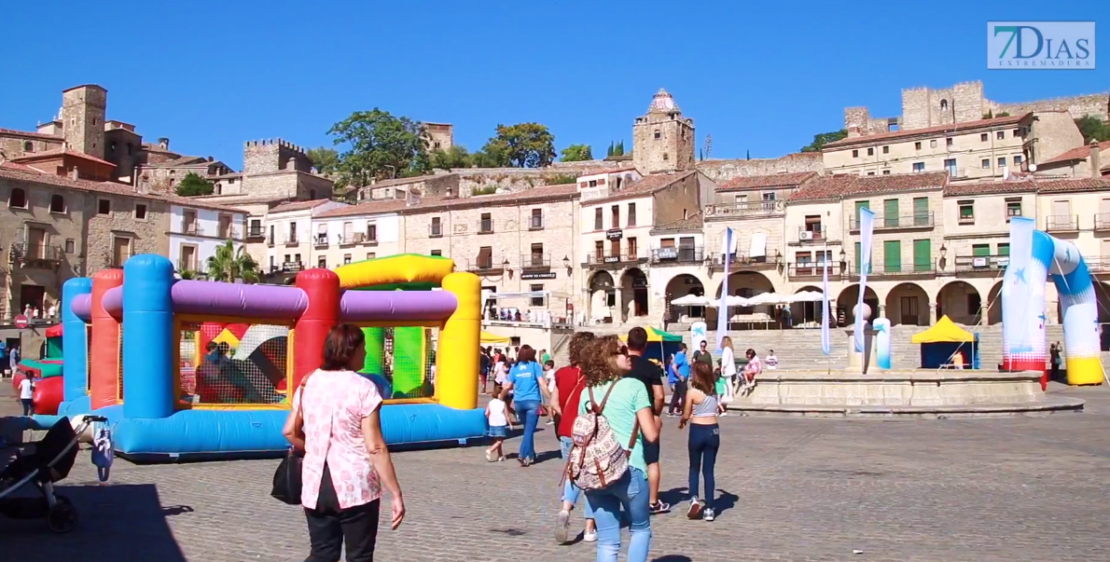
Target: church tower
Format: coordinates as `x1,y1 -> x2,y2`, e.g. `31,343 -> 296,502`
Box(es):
61,85 -> 107,159
632,89 -> 695,174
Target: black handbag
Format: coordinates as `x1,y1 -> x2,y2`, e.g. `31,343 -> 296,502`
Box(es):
271,448 -> 304,505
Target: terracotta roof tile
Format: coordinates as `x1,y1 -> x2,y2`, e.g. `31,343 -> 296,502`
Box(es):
718,171 -> 817,192
0,167 -> 243,212
316,199 -> 409,219
651,212 -> 704,233
786,175 -> 858,202
0,127 -> 62,141
11,147 -> 116,167
943,178 -> 1037,196
1033,177 -> 1110,194
824,114 -> 1032,150
269,199 -> 335,214
0,161 -> 48,174
1039,141 -> 1110,166
586,171 -> 696,205
788,172 -> 948,202
403,182 -> 581,214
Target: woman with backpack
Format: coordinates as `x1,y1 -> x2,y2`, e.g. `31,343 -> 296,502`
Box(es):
573,335 -> 659,562
679,361 -> 721,522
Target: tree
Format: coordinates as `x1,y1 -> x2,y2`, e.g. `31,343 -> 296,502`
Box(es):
306,147 -> 340,175
1076,116 -> 1110,143
614,141 -> 625,156
800,129 -> 848,152
560,144 -> 593,162
606,141 -> 615,157
482,123 -> 556,168
175,172 -> 214,196
206,240 -> 260,283
430,145 -> 471,169
327,109 -> 430,188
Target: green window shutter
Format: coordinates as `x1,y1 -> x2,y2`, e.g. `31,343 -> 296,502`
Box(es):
883,199 -> 899,228
855,241 -> 861,273
913,197 -> 929,226
972,244 -> 990,257
997,243 -> 1010,256
854,201 -> 869,227
884,240 -> 901,273
913,239 -> 931,272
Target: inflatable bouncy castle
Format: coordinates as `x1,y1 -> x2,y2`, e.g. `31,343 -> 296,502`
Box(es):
53,253 -> 485,461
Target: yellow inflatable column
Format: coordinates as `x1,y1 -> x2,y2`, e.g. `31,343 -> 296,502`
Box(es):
437,272 -> 480,409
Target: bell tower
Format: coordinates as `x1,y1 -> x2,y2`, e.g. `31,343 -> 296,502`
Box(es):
632,89 -> 695,174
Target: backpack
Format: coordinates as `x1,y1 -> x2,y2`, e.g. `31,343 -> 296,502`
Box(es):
565,383 -> 639,491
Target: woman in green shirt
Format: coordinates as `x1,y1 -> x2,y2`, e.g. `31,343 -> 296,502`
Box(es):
577,335 -> 660,562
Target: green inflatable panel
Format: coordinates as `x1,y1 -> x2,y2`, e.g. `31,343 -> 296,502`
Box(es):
46,337 -> 63,360
361,327 -> 385,377
391,327 -> 427,399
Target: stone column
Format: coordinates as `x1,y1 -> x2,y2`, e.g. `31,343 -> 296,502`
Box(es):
878,304 -> 887,318
930,302 -> 938,325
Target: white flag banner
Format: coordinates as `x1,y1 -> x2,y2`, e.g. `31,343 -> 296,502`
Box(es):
716,228 -> 734,351
854,208 -> 875,353
821,248 -> 831,356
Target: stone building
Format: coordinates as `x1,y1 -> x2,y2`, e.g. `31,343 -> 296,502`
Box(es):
168,203 -> 248,276
1034,141 -> 1110,178
261,199 -> 348,282
632,89 -> 696,174
312,200 -> 408,268
351,173 -> 460,202
423,122 -> 453,151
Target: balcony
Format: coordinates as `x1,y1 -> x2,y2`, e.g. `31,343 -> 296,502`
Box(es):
584,252 -> 649,266
12,243 -> 64,267
177,260 -> 203,275
267,236 -> 276,248
850,212 -> 934,231
704,200 -> 784,220
791,227 -> 828,245
269,261 -> 304,274
1095,214 -> 1110,231
466,258 -> 505,274
284,235 -> 300,247
528,215 -> 545,230
954,254 -> 1009,274
1085,256 -> 1110,273
338,232 -> 367,246
179,223 -> 201,236
247,225 -> 265,240
709,251 -> 779,271
651,246 -> 703,264
788,261 -> 843,278
1045,214 -> 1078,232
314,235 -> 329,249
429,224 -> 443,238
478,219 -> 494,234
849,261 -> 937,277
520,254 -> 551,270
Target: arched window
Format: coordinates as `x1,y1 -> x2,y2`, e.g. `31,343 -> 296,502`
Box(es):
9,188 -> 27,209
50,194 -> 65,213
22,141 -> 33,152
940,99 -> 949,111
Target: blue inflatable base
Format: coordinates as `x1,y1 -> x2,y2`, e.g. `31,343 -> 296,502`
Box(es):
50,399 -> 488,462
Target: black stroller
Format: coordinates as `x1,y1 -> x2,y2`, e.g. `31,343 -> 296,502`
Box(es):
0,415 -> 106,533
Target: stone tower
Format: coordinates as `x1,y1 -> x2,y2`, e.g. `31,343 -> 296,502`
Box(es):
61,84 -> 107,159
633,89 -> 695,174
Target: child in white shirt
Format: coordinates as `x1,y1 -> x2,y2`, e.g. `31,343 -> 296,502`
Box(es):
485,390 -> 508,462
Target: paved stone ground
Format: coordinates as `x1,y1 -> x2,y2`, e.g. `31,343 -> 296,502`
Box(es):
2,380 -> 1109,562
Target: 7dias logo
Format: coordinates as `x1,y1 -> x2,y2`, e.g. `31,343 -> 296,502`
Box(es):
988,21 -> 1095,69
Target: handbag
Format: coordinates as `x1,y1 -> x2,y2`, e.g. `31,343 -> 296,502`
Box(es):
271,384 -> 307,505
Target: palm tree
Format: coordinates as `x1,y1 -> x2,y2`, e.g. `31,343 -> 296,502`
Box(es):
206,240 -> 260,283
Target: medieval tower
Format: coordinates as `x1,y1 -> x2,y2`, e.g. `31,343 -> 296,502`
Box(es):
60,84 -> 107,159
633,89 -> 695,174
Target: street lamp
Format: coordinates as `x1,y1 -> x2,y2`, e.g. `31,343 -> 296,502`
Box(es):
563,255 -> 571,274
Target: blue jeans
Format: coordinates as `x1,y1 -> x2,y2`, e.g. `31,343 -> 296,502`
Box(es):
688,423 -> 720,509
558,436 -> 593,517
585,468 -> 651,562
515,399 -> 540,461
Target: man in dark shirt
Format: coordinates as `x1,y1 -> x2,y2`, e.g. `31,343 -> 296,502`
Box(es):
692,339 -> 713,366
625,327 -> 670,514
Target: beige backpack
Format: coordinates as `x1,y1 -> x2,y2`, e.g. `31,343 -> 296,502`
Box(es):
565,384 -> 639,491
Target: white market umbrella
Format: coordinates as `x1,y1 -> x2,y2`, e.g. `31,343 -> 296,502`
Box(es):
670,294 -> 712,306
707,295 -> 751,307
747,292 -> 789,306
789,290 -> 824,303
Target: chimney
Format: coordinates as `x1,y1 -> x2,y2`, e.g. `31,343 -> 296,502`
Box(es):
69,166 -> 79,180
445,186 -> 455,199
1091,141 -> 1101,179
158,137 -> 170,150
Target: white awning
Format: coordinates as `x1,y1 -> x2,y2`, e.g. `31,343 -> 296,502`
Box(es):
488,291 -> 572,300
749,232 -> 767,258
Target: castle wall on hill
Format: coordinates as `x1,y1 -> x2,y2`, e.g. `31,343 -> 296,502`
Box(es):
695,153 -> 824,182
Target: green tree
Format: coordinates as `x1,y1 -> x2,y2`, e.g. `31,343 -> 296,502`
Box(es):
175,172 -> 214,196
327,109 -> 430,188
206,240 -> 260,283
430,145 -> 471,169
482,123 -> 556,168
800,129 -> 848,152
560,144 -> 593,162
1076,116 -> 1110,143
306,147 -> 340,175
614,141 -> 625,156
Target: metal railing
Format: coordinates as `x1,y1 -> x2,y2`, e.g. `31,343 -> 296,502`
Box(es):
429,223 -> 443,237
177,259 -> 200,273
12,243 -> 63,264
466,258 -> 505,273
584,252 -> 648,265
180,223 -> 200,236
788,262 -> 842,277
339,232 -> 367,246
704,200 -> 785,219
651,246 -> 703,263
1045,214 -> 1078,231
710,251 -> 778,268
520,253 -> 550,269
314,235 -> 329,248
1085,256 -> 1110,273
954,254 -> 1009,273
850,212 -> 934,230
1095,213 -> 1110,231
528,214 -> 544,230
284,234 -> 300,246
849,261 -> 937,276
247,226 -> 265,239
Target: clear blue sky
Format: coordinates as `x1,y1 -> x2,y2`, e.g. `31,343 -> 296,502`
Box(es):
1,1 -> 1104,169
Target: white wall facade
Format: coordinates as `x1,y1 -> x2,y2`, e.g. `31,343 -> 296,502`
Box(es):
168,205 -> 246,273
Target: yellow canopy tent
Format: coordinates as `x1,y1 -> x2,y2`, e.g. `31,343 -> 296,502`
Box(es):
911,315 -> 979,368
480,331 -> 511,344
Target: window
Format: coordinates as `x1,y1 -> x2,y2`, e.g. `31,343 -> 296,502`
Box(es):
882,170 -> 891,175
1006,197 -> 1022,220
997,243 -> 1010,256
23,141 -> 33,152
594,240 -> 604,260
65,239 -> 74,253
930,139 -> 938,148
913,162 -> 925,172
997,131 -> 1005,140
611,205 -> 620,229
981,159 -> 991,169
127,142 -> 133,156
9,188 -> 27,209
530,243 -> 544,266
610,239 -> 620,257
940,99 -> 948,111
294,253 -> 302,264
430,217 -> 442,237
867,172 -> 875,176
477,246 -> 493,269
944,158 -> 957,178
972,244 -> 991,257
530,208 -> 543,229
288,221 -> 297,243
343,254 -> 352,265
250,219 -> 262,237
480,213 -> 493,233
998,157 -> 1007,168
367,223 -> 377,241
135,204 -> 147,220
882,145 -> 889,154
628,237 -> 638,258
663,153 -> 668,161
588,180 -> 598,188
593,208 -> 603,230
530,285 -> 545,307
912,239 -> 932,272
852,149 -> 859,158
883,199 -> 899,228
50,194 -> 65,213
946,138 -> 953,147
914,141 -> 922,150
628,203 -> 637,227
980,133 -> 989,142
959,200 -> 975,223
653,130 -> 661,140
318,256 -> 327,269
1014,155 -> 1023,165
430,250 -> 440,257
867,147 -> 874,156
98,199 -> 111,215
762,192 -> 776,201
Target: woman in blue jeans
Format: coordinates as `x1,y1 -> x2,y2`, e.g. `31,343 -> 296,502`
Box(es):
577,336 -> 660,562
500,345 -> 547,466
679,361 -> 721,521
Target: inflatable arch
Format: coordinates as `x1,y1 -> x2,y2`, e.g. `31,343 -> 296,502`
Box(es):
1002,217 -> 1105,385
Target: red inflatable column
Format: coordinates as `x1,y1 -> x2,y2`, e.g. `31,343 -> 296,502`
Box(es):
90,269 -> 124,409
293,269 -> 340,388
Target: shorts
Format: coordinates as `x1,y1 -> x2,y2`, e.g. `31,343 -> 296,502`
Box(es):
643,437 -> 660,465
489,425 -> 508,438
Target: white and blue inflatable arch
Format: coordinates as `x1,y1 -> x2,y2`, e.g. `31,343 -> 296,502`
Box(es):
1002,217 -> 1104,384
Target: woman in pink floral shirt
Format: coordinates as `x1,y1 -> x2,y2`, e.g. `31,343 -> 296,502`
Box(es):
283,324 -> 405,562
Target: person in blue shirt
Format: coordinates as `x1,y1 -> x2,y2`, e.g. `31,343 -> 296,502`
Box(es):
668,343 -> 690,416
500,344 -> 548,466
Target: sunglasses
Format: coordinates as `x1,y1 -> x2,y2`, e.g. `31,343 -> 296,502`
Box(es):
616,346 -> 629,356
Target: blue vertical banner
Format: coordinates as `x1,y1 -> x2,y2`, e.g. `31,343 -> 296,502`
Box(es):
821,247 -> 831,356
716,228 -> 734,351
854,208 -> 875,353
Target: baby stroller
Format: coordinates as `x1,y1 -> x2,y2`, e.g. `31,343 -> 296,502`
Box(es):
0,415 -> 107,533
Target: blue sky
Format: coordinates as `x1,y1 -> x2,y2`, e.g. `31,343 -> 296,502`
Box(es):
0,1 -> 1104,169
